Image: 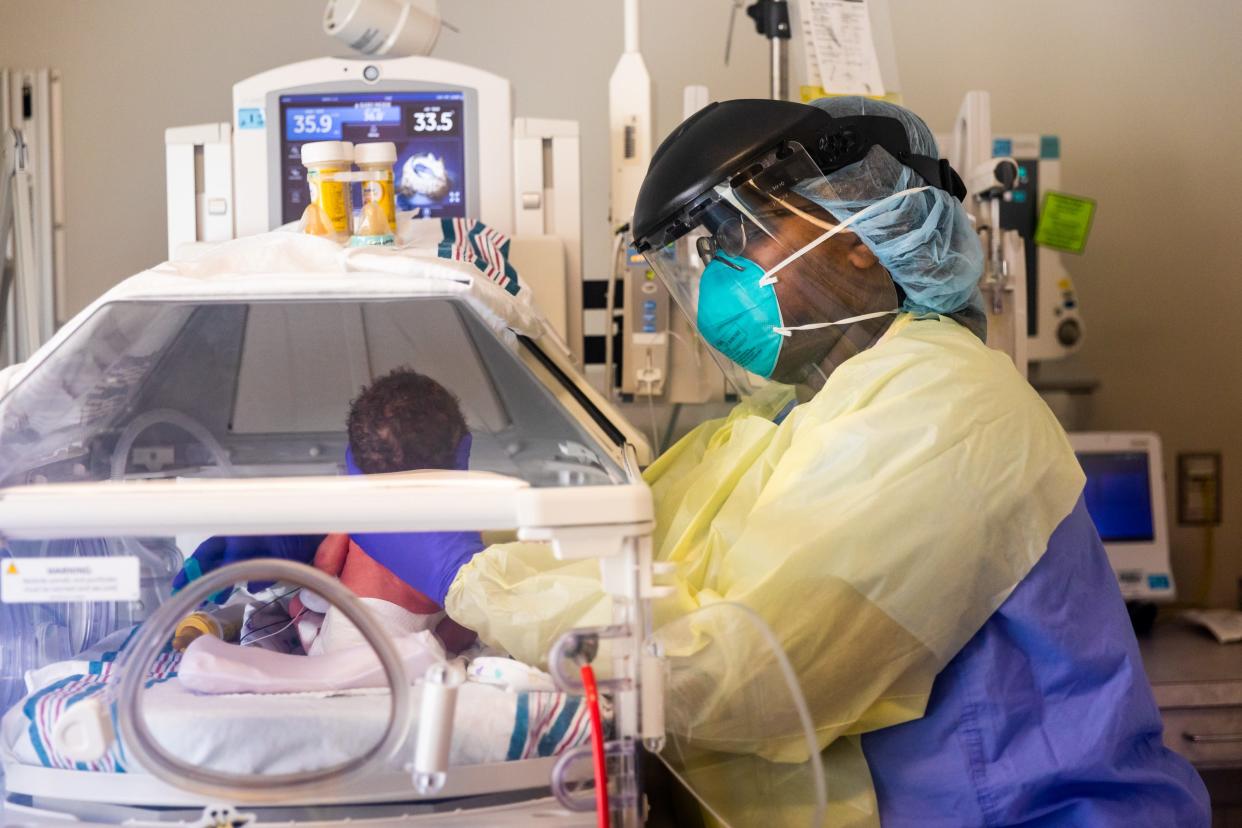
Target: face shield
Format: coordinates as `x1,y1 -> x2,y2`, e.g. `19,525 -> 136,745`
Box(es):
639,142 -> 906,390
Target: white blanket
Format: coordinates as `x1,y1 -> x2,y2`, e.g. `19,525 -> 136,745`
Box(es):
178,629 -> 446,695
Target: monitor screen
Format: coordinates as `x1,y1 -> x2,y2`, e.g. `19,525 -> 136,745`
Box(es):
1077,451 -> 1156,542
278,91 -> 467,226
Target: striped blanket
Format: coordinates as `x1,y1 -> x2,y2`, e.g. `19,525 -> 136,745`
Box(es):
434,217 -> 521,296
6,625 -> 599,776
17,626 -> 179,772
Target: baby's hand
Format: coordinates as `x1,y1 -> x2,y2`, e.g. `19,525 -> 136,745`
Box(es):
435,615 -> 478,655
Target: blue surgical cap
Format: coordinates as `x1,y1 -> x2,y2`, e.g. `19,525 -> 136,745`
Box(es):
799,97 -> 986,337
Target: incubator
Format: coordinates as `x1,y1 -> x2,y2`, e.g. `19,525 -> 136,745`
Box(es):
0,231 -> 824,826
0,230 -> 629,824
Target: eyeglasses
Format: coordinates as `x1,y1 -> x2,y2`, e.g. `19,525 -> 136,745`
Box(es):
695,216 -> 747,265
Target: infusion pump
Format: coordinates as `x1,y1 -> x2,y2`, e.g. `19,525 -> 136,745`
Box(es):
941,91 -> 1085,369
990,132 -> 1084,362
165,56 -> 586,365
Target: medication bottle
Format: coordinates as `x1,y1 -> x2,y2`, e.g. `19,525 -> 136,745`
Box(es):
301,140 -> 354,238
354,142 -> 398,232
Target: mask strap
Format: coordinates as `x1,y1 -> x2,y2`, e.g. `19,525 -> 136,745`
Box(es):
758,186 -> 930,288
773,309 -> 898,337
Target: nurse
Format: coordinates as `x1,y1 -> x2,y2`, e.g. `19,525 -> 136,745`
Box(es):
443,97 -> 1209,825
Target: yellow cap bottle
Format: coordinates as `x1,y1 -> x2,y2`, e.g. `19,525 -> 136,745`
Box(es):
301,140 -> 355,240
354,141 -> 398,233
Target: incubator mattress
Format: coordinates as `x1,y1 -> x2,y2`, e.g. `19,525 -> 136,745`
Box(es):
1,629 -> 595,776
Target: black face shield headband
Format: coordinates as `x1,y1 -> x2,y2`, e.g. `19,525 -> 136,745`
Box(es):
801,113 -> 966,200
632,99 -> 966,253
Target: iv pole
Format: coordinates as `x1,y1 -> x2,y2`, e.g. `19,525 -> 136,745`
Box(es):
727,0 -> 792,100
0,127 -> 42,364
747,0 -> 792,100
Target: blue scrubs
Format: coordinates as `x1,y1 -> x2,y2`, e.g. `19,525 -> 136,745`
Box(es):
861,498 -> 1210,826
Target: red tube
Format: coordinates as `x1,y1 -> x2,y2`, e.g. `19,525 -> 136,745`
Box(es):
581,663 -> 610,828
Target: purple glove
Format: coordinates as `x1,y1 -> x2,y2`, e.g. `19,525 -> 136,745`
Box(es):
345,435 -> 483,606
173,534 -> 324,601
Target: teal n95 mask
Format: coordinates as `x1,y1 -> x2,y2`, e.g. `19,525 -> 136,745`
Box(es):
694,185 -> 926,379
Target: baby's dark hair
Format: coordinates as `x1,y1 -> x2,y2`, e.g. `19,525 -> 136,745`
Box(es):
347,368 -> 467,474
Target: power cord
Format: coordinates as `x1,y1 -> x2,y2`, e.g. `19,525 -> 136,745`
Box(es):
637,349 -> 662,456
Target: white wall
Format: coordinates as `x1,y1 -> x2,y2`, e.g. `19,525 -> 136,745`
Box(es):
3,0 -> 1240,605
0,0 -> 771,314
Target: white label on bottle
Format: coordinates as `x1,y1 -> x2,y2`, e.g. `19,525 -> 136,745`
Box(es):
1,556 -> 140,603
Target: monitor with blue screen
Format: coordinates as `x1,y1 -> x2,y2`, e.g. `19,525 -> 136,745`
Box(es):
1069,432 -> 1174,600
278,91 -> 467,225
1078,452 -> 1155,542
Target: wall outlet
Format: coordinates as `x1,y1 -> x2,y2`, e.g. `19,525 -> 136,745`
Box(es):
1177,452 -> 1222,526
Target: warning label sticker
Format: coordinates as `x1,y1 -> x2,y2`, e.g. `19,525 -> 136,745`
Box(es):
1034,191 -> 1097,254
1,556 -> 140,603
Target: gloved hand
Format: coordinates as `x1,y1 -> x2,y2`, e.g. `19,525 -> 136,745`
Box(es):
172,534 -> 326,601
349,530 -> 484,608
341,437 -> 482,606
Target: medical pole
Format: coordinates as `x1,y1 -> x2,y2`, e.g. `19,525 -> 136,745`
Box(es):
609,0 -> 652,227
745,0 -> 792,100
0,128 -> 41,364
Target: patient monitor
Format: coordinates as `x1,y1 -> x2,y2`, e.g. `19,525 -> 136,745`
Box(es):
165,56 -> 585,362
229,58 -> 507,235
1070,432 -> 1175,601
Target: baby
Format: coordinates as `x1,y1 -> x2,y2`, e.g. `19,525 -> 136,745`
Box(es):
173,368 -> 479,655
295,368 -> 478,654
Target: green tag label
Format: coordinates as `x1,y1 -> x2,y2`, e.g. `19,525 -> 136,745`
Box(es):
1034,191 -> 1096,254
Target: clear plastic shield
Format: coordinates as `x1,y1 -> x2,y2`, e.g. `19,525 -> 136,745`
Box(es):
649,601 -> 826,828
641,143 -> 898,391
